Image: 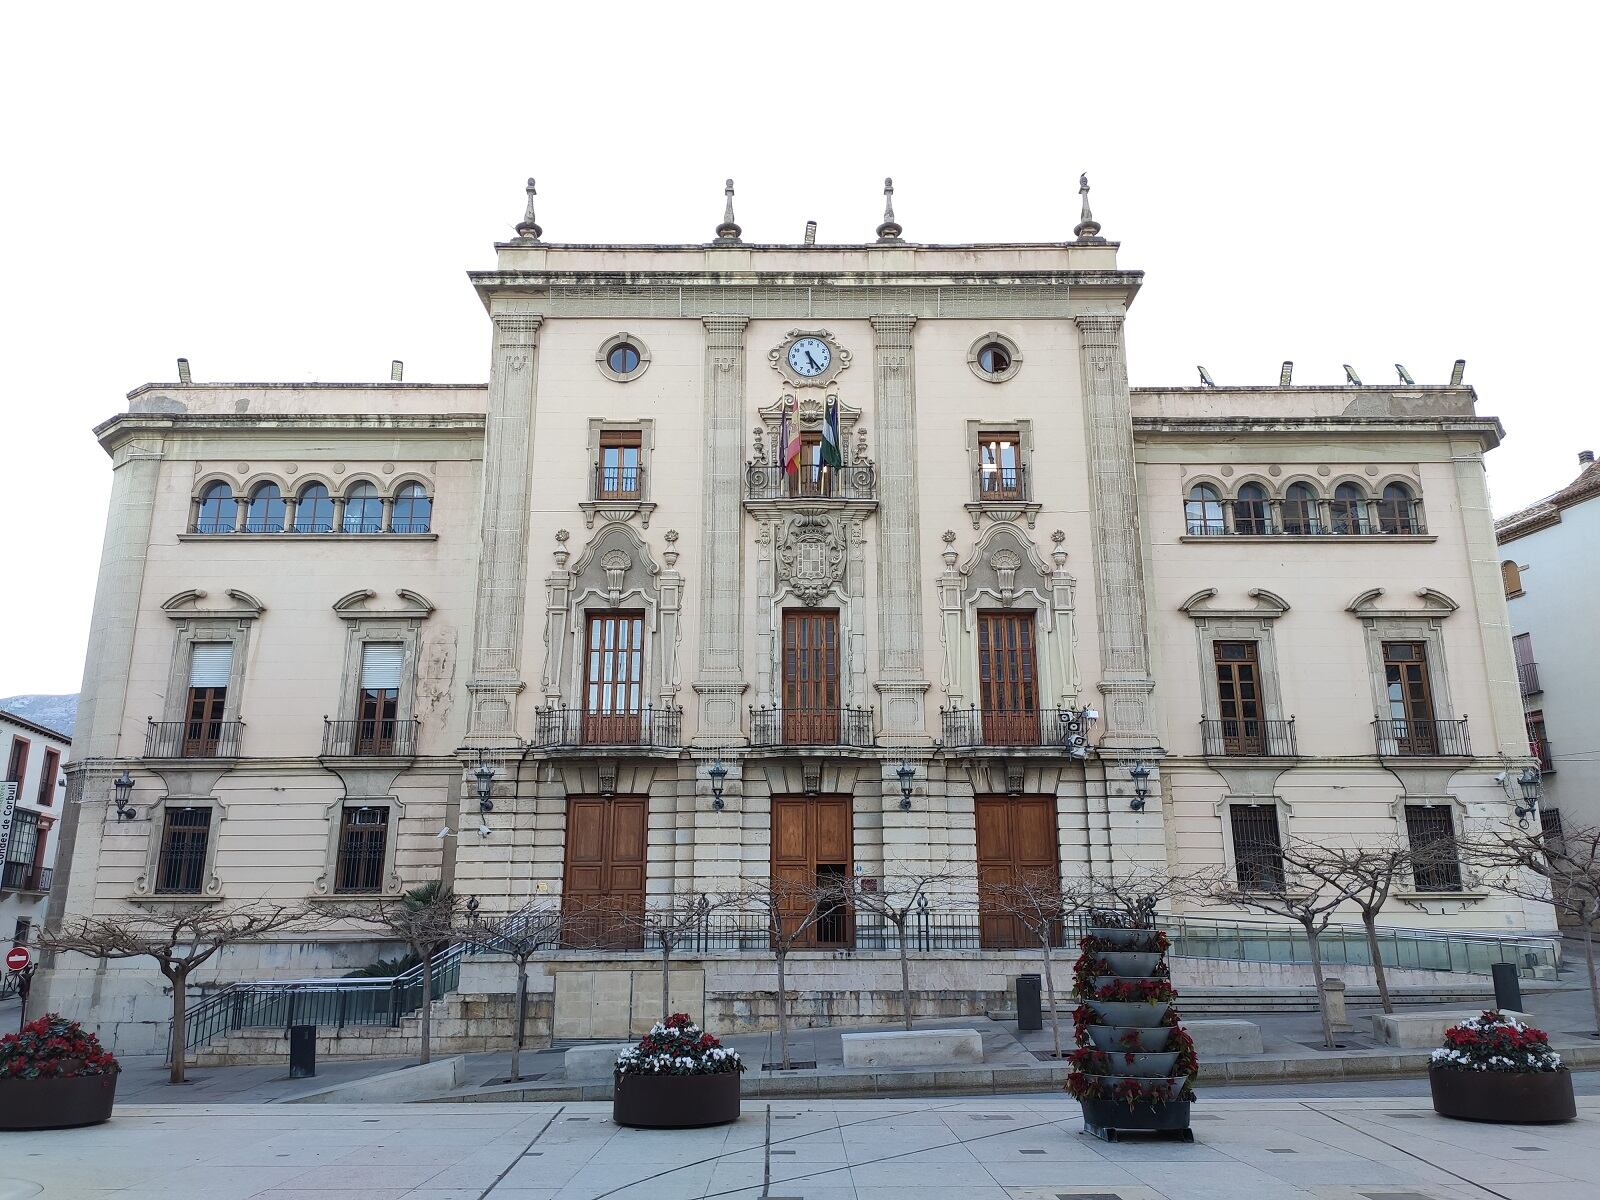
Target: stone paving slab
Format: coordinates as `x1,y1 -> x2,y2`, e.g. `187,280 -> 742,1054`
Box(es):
3,1097 -> 1596,1199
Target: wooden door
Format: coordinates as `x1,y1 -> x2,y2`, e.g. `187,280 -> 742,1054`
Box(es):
976,796 -> 1060,949
582,612 -> 644,744
1213,641 -> 1263,754
183,688 -> 227,757
977,611 -> 1039,745
561,797 -> 647,948
782,610 -> 840,744
770,796 -> 852,947
1383,640 -> 1436,753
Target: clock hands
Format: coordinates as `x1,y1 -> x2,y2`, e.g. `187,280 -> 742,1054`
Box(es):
805,350 -> 821,371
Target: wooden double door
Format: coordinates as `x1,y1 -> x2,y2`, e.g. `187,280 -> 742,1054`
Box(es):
977,611 -> 1040,745
771,796 -> 853,947
975,796 -> 1060,949
782,610 -> 840,743
561,797 -> 647,949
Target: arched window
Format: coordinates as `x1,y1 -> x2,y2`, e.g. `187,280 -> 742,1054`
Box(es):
1234,483 -> 1270,535
1185,484 -> 1224,536
342,482 -> 382,534
195,482 -> 235,534
1330,483 -> 1367,534
244,482 -> 285,533
1282,482 -> 1319,535
1501,559 -> 1524,598
293,483 -> 334,533
391,483 -> 432,534
1377,482 -> 1418,534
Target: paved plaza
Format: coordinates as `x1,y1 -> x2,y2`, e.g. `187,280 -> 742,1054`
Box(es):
6,1096 -> 1598,1200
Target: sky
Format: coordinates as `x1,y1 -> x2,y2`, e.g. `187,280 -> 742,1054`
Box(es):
2,2 -> 1596,697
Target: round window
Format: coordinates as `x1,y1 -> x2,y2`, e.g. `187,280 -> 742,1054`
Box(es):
607,343 -> 641,375
976,343 -> 1011,375
967,333 -> 1022,382
597,334 -> 651,382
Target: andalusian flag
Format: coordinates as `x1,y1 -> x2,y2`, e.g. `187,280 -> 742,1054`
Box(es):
782,395 -> 803,481
821,396 -> 844,469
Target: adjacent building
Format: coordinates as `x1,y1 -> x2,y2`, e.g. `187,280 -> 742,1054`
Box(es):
2,710 -> 68,947
40,181 -> 1548,1050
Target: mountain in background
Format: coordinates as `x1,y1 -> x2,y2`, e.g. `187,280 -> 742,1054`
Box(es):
0,694 -> 78,739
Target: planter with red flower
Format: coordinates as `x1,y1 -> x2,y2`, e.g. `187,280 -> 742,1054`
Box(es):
612,1012 -> 744,1128
1428,1011 -> 1574,1124
0,1014 -> 120,1131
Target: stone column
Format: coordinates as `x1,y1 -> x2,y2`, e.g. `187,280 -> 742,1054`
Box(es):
869,314 -> 930,742
692,315 -> 750,744
466,312 -> 543,744
1074,313 -> 1157,746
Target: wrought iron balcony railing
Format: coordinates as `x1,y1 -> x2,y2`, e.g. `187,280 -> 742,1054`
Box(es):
322,717 -> 419,758
1517,661 -> 1542,696
145,718 -> 243,759
972,464 -> 1031,503
1532,738 -> 1555,772
590,463 -> 646,501
750,706 -> 875,748
1200,717 -> 1298,757
744,462 -> 876,502
1373,717 -> 1471,758
0,862 -> 50,892
531,705 -> 682,750
940,707 -> 1093,751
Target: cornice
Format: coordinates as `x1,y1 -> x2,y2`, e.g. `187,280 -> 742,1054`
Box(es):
1133,415 -> 1503,448
95,412 -> 487,454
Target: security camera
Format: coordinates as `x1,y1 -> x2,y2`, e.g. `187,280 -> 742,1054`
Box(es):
436,825 -> 453,839
477,823 -> 492,837
1493,772 -> 1507,785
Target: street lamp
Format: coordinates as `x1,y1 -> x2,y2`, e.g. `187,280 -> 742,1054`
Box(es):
896,760 -> 916,811
473,755 -> 496,812
708,758 -> 728,811
1514,766 -> 1541,829
1128,761 -> 1151,812
112,770 -> 135,820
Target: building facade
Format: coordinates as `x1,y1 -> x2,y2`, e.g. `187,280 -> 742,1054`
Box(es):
1497,451 -> 1600,834
41,185 -> 1548,1049
2,710 -> 68,948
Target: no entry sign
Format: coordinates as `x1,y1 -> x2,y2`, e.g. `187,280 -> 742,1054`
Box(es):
5,945 -> 30,972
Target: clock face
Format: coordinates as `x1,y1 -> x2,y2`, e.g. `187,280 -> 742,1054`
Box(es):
787,337 -> 831,378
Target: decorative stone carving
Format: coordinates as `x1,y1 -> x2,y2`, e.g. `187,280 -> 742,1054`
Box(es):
989,549 -> 1022,605
776,514 -> 847,604
769,328 -> 853,390
601,548 -> 632,605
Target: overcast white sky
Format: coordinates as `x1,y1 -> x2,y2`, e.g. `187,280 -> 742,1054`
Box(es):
2,2 -> 1595,697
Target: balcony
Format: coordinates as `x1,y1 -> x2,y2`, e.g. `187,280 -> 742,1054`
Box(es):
1517,661 -> 1542,696
1201,717 -> 1298,757
531,705 -> 682,751
580,463 -> 656,529
750,706 -> 875,749
322,717 -> 419,758
1373,717 -> 1472,758
1532,738 -> 1555,773
0,862 -> 50,893
966,466 -> 1041,529
744,463 -> 876,504
144,718 -> 243,760
941,707 -> 1092,752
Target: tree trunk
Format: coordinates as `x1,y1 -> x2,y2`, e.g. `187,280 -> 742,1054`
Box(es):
167,966 -> 188,1085
1581,915 -> 1600,1036
1305,924 -> 1336,1049
511,961 -> 528,1082
661,936 -> 672,1025
897,925 -> 914,1032
1040,936 -> 1062,1059
1362,910 -> 1394,1014
418,946 -> 433,1065
775,948 -> 791,1070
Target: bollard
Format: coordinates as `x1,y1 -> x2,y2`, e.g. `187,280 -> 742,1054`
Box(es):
1492,962 -> 1524,1013
288,1024 -> 317,1079
1016,974 -> 1042,1032
1321,977 -> 1350,1032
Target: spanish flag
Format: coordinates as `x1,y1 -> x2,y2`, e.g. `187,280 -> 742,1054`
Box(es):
782,395 -> 803,481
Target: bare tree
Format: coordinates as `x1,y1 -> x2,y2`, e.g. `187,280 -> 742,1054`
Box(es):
624,891 -> 737,1026
979,871 -> 1081,1058
327,879 -> 459,1064
42,902 -> 306,1084
1464,822 -> 1600,1033
845,871 -> 968,1031
740,874 -> 851,1070
458,903 -> 564,1082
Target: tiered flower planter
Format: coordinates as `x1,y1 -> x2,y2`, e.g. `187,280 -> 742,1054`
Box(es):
1068,924 -> 1196,1143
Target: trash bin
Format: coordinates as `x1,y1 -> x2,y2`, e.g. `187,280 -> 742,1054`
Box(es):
289,1024 -> 317,1079
1492,962 -> 1524,1013
1016,973 -> 1042,1032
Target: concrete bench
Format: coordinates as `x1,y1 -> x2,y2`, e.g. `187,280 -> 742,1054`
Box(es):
563,1042 -> 633,1080
1371,1009 -> 1530,1048
1181,1020 -> 1264,1057
840,1029 -> 984,1069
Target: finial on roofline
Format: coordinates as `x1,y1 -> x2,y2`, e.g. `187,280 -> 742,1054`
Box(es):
1074,173 -> 1104,242
715,178 -> 743,242
513,177 -> 543,242
876,177 -> 904,243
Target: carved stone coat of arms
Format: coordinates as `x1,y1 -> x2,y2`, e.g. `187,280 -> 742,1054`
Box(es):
776,514 -> 846,604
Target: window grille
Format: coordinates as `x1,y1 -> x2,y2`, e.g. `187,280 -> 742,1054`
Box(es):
1229,804 -> 1284,892
156,807 -> 211,894
336,807 -> 389,893
1406,805 -> 1462,892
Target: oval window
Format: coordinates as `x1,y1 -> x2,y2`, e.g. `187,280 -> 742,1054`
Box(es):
607,343 -> 641,375
976,343 -> 1011,375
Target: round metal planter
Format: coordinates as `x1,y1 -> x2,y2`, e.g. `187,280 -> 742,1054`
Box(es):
1079,1098 -> 1193,1141
1085,999 -> 1170,1027
612,1070 -> 741,1129
1087,927 -> 1159,948
0,1072 -> 118,1130
1086,1024 -> 1171,1053
1428,1066 -> 1575,1124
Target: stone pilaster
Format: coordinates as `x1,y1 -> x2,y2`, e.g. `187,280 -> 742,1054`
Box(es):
1074,313 -> 1158,747
869,314 -> 931,742
692,315 -> 750,743
466,312 -> 542,744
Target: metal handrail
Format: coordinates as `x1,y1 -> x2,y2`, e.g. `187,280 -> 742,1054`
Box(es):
144,718 -> 244,759
971,464 -> 1030,503
530,705 -> 682,749
1373,717 -> 1471,757
1200,717 -> 1298,757
940,706 -> 1094,751
322,717 -> 419,757
744,462 -> 876,502
749,705 -> 875,748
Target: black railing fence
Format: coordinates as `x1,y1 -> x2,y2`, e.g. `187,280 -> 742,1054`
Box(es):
322,717 -> 419,757
531,705 -> 682,749
750,706 -> 875,748
972,464 -> 1030,502
1373,717 -> 1472,757
145,718 -> 243,759
1200,717 -> 1298,757
745,462 -> 876,502
940,707 -> 1093,751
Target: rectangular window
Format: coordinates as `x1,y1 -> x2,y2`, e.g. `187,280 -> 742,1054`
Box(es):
1406,805 -> 1462,892
335,806 -> 389,893
792,432 -> 831,497
1230,804 -> 1284,892
1213,641 -> 1263,754
1512,633 -> 1539,696
977,432 -> 1023,500
1382,640 -> 1436,753
5,737 -> 28,786
583,612 -> 644,744
2,809 -> 40,890
1527,711 -> 1552,771
977,611 -> 1039,745
155,807 -> 211,894
12,918 -> 30,946
36,748 -> 59,806
597,431 -> 643,499
356,642 -> 404,754
184,642 -> 233,757
782,610 -> 841,743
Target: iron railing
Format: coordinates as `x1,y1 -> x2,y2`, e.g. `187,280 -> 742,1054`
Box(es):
972,464 -> 1030,503
1373,717 -> 1471,757
940,707 -> 1093,751
531,705 -> 682,750
0,862 -> 49,892
1200,717 -> 1298,757
1182,507 -> 1427,537
744,462 -> 876,502
322,717 -> 419,757
750,706 -> 875,748
144,718 -> 243,759
1532,738 -> 1555,772
591,463 -> 646,501
1517,661 -> 1542,696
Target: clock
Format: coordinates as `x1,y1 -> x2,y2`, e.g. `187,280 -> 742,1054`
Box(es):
787,337 -> 831,378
